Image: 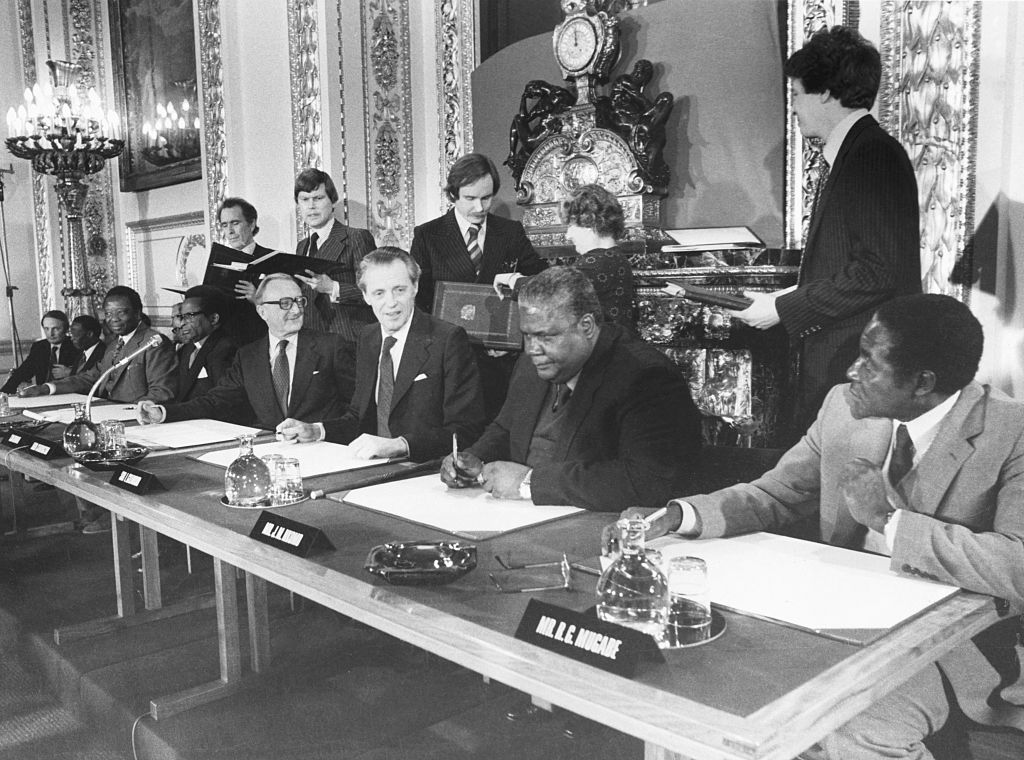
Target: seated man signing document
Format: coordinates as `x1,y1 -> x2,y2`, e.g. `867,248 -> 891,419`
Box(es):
441,266 -> 701,511
137,274 -> 354,429
276,247 -> 486,461
637,294 -> 1024,760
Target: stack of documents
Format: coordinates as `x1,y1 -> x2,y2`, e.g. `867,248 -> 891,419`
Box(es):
9,393 -> 91,410
25,404 -> 138,424
196,440 -> 390,478
128,419 -> 262,449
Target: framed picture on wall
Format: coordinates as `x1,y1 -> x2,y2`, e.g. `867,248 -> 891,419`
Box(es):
108,0 -> 202,192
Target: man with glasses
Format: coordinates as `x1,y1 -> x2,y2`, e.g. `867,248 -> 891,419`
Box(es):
137,274 -> 354,429
2,310 -> 80,393
21,286 -> 176,404
172,285 -> 238,403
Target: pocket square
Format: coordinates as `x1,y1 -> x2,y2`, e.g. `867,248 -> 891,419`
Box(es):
197,367 -> 209,379
414,373 -> 428,382
312,370 -> 320,375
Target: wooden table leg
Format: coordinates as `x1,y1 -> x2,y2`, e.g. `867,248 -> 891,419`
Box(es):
112,513 -> 136,618
139,525 -> 162,610
148,557 -> 244,719
245,572 -> 270,673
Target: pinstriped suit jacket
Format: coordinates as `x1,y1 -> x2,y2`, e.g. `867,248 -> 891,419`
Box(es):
295,220 -> 377,343
410,209 -> 547,313
776,116 -> 920,428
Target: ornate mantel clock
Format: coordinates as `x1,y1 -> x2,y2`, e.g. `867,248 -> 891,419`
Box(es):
507,0 -> 674,257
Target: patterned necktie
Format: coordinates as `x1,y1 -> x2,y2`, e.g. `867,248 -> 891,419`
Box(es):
888,424 -> 915,487
551,383 -> 572,413
272,339 -> 290,416
799,155 -> 830,285
376,335 -> 398,437
47,345 -> 59,380
105,338 -> 125,396
306,232 -> 319,258
466,224 -> 482,275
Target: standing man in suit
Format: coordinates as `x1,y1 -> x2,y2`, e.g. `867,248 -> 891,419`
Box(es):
641,294 -> 1024,758
20,287 -> 175,403
276,247 -> 485,461
173,285 -> 238,403
137,274 -> 354,430
3,310 -> 80,392
411,153 -> 548,418
441,267 -> 701,511
68,314 -> 105,374
293,169 -> 377,345
730,26 -> 920,440
218,197 -> 271,345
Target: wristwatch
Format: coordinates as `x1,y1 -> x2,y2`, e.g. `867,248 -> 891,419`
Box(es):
519,468 -> 533,500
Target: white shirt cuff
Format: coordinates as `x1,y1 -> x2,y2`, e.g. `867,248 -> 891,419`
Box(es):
44,382 -> 56,394
669,499 -> 701,537
884,509 -> 902,552
314,422 -> 326,441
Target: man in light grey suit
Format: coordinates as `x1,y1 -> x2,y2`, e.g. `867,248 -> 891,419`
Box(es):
639,294 -> 1024,759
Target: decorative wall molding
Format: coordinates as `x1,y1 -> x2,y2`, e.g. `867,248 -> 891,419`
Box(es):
436,0 -> 476,212
124,212 -> 206,326
334,0 -> 350,223
361,0 -> 415,247
289,0 -> 325,238
785,1 -> 853,249
879,1 -> 979,301
197,0 -> 228,242
16,0 -> 55,314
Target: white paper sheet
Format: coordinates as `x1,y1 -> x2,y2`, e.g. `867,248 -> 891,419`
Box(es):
648,532 -> 958,631
339,475 -> 584,538
196,440 -> 389,478
9,393 -> 92,409
664,226 -> 764,251
25,404 -> 139,424
127,419 -> 262,449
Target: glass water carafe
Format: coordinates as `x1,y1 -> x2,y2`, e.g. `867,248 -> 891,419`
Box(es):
596,518 -> 669,642
63,402 -> 99,456
224,434 -> 271,506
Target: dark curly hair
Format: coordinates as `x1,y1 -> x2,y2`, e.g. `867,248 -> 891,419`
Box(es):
784,26 -> 880,110
560,184 -> 625,240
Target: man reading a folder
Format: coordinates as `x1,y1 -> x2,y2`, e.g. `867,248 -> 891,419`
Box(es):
440,266 -> 701,511
638,294 -> 1024,759
275,247 -> 485,461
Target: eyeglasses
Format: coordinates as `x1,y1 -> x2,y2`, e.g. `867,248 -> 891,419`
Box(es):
179,310 -> 207,322
103,308 -> 132,319
260,296 -> 307,311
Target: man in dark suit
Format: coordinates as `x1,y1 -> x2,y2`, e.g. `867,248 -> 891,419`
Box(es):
3,310 -> 80,392
21,287 -> 176,403
218,196 -> 271,345
293,169 -> 377,344
730,27 -> 920,440
137,274 -> 354,430
441,267 -> 701,511
68,314 -> 105,374
172,286 -> 238,403
277,248 -> 485,462
641,295 -> 1024,758
410,153 -> 548,418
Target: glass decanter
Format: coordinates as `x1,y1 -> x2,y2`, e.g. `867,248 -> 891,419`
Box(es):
596,517 -> 669,642
63,402 -> 99,457
224,434 -> 271,506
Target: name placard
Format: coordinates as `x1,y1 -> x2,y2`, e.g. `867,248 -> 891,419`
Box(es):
514,599 -> 664,678
109,465 -> 164,494
24,435 -> 63,460
2,430 -> 26,447
249,511 -> 334,557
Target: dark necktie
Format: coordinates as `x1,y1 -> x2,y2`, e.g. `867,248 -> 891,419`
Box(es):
47,345 -> 59,380
376,335 -> 397,437
272,339 -> 290,416
888,424 -> 915,487
466,224 -> 482,275
306,232 -> 319,258
551,383 -> 572,413
105,338 -> 125,396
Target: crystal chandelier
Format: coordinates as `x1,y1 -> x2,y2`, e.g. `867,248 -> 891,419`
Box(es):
4,60 -> 124,314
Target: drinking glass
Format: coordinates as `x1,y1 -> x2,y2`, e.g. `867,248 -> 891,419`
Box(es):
99,419 -> 127,455
664,556 -> 712,646
272,457 -> 303,503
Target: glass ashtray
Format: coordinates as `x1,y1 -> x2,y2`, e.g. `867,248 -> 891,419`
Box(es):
0,418 -> 50,434
71,446 -> 150,471
219,491 -> 309,509
364,541 -> 477,586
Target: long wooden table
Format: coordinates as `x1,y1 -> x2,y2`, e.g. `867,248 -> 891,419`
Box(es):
2,434 -> 1003,760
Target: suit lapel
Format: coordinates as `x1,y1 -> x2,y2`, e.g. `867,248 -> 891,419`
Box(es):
478,215 -> 509,283
905,383 -> 985,517
805,115 -> 873,253
107,330 -> 144,388
823,415 -> 891,544
391,311 -> 430,408
357,328 -> 383,420
443,211 -> 477,282
287,332 -> 320,414
550,329 -> 617,460
316,220 -> 350,263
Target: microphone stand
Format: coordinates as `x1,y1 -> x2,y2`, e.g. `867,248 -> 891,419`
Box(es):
0,164 -> 22,368
85,334 -> 162,416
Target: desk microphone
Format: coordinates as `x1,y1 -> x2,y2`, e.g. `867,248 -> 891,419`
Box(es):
85,334 -> 163,416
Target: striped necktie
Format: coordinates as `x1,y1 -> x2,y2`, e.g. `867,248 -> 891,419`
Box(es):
376,335 -> 397,437
272,340 -> 290,416
105,338 -> 125,396
466,224 -> 482,275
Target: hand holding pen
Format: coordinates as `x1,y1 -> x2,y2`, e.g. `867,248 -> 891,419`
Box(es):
440,432 -> 484,488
